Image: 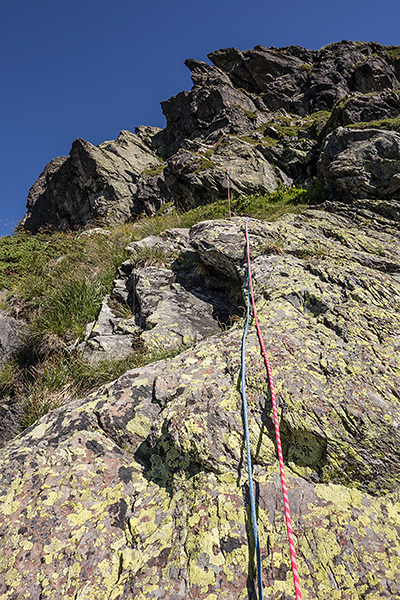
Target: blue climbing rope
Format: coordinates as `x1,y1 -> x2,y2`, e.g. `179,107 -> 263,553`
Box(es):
241,228 -> 264,600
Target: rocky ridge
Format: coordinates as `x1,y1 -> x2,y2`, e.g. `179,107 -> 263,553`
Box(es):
22,41 -> 400,232
1,40 -> 400,599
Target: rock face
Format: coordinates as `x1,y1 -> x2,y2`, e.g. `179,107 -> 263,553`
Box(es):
83,229 -> 240,361
318,127 -> 400,200
1,203 -> 400,598
0,312 -> 27,447
22,131 -> 162,233
22,41 -> 400,232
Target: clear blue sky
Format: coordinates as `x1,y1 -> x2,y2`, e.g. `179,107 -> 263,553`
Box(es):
1,0 -> 399,236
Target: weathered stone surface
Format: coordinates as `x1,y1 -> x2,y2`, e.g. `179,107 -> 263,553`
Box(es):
165,136 -> 280,211
153,59 -> 267,156
22,131 -> 161,233
125,228 -> 190,256
0,310 -> 26,367
84,229 -> 237,360
24,156 -> 68,219
326,91 -> 400,130
210,45 -> 311,115
83,295 -> 140,362
133,172 -> 172,216
190,217 -> 275,280
0,312 -> 27,447
134,266 -> 222,349
209,41 -> 400,115
318,126 -> 400,200
1,207 -> 400,598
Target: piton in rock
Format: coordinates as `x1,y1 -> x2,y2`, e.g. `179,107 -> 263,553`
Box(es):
0,40 -> 400,599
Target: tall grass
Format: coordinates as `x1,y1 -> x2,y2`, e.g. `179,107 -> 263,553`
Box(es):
19,343 -> 185,429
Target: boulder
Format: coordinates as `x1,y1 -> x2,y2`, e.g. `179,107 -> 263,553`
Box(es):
83,229 -> 239,360
134,266 -> 222,349
22,131 -> 161,233
1,207 -> 400,598
0,310 -> 26,368
318,126 -> 400,200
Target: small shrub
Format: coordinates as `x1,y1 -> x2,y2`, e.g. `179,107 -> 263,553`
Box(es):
143,163 -> 166,178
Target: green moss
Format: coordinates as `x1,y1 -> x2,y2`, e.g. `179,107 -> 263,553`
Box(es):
142,164 -> 166,178
300,63 -> 313,72
332,95 -> 353,112
194,157 -> 215,173
257,111 -> 331,142
385,46 -> 400,60
347,115 -> 400,133
240,134 -> 278,147
239,107 -> 257,121
304,110 -> 331,123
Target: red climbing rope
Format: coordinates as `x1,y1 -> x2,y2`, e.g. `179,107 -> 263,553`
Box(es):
244,218 -> 303,600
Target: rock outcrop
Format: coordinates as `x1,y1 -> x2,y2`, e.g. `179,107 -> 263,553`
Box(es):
22,41 -> 400,233
0,311 -> 26,368
0,311 -> 27,447
1,202 -> 400,598
318,126 -> 400,200
82,228 -> 240,360
22,131 -> 162,233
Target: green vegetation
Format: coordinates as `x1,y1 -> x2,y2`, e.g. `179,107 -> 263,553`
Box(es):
0,181 -> 326,429
293,241 -> 329,260
256,110 -> 331,143
143,163 -> 167,177
347,115 -> 400,134
194,157 -> 215,172
20,344 -> 184,429
385,46 -> 400,60
242,108 -> 257,121
130,246 -> 177,268
300,63 -> 313,72
233,105 -> 257,121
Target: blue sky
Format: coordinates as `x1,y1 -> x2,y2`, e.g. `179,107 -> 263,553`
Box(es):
1,0 -> 399,236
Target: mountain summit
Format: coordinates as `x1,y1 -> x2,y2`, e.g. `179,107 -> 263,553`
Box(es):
22,40 -> 400,233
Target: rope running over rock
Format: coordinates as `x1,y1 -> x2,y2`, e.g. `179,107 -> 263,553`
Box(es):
243,217 -> 302,600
